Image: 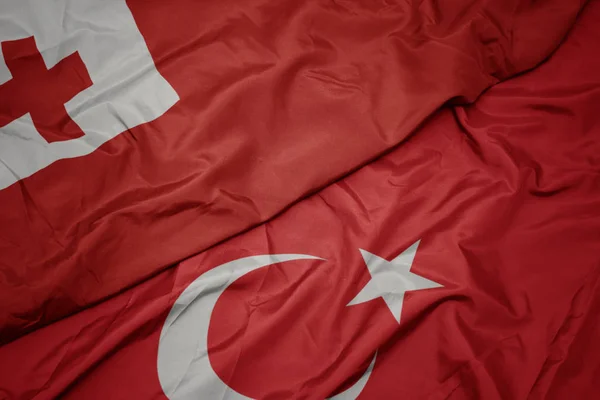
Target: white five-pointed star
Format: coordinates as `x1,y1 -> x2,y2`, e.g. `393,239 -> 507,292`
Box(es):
347,241 -> 442,324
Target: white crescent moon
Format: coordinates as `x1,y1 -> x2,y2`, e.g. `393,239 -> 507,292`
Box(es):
157,254 -> 377,400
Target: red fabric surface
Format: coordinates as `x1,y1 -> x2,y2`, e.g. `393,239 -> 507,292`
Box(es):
0,1 -> 598,397
0,0 -> 587,342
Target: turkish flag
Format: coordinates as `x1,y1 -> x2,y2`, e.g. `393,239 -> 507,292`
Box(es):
0,0 -> 588,342
1,1 -> 599,398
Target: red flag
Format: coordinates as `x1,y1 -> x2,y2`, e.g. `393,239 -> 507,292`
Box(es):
1,1 -> 598,398
0,0 -> 587,342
